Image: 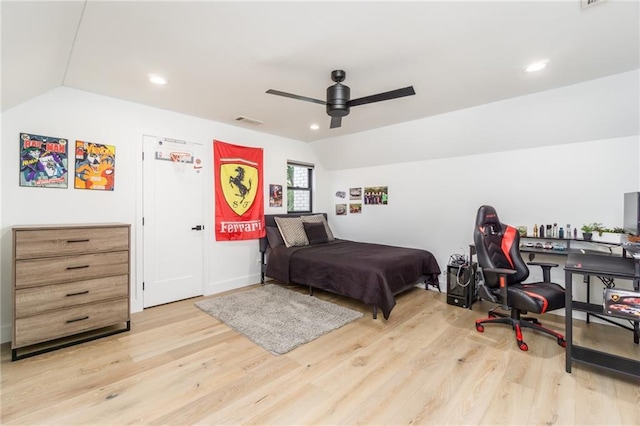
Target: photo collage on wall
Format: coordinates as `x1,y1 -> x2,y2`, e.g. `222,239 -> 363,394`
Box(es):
19,133 -> 116,191
335,186 -> 388,216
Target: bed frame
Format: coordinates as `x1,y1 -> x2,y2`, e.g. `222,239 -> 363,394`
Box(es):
259,213 -> 441,319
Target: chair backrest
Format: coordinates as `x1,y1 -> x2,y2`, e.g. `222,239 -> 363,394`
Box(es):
473,205 -> 529,288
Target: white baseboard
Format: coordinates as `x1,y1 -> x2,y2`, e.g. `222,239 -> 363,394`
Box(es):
205,274 -> 261,296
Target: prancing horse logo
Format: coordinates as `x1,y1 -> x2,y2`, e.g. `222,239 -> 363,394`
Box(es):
221,163 -> 258,216
229,166 -> 252,202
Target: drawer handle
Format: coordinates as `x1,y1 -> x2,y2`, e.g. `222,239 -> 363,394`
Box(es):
66,290 -> 89,297
67,239 -> 90,243
66,265 -> 89,270
66,316 -> 89,324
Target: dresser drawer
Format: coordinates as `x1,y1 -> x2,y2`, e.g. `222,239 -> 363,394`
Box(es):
14,226 -> 129,260
15,251 -> 129,288
13,298 -> 129,348
15,275 -> 129,318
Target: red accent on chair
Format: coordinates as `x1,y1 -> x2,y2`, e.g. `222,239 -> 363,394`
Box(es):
502,226 -> 517,268
522,291 -> 549,313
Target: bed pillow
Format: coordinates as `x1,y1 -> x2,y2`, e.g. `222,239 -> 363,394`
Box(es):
266,226 -> 285,248
301,214 -> 335,241
303,221 -> 329,245
274,216 -> 309,248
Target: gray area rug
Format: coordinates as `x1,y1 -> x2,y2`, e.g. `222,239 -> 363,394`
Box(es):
195,284 -> 363,355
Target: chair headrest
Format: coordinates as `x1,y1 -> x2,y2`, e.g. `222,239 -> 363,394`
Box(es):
476,205 -> 502,233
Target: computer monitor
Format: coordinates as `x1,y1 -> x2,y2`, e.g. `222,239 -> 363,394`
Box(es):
623,192 -> 640,236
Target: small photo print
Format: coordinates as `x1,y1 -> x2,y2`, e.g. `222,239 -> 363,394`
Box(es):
364,186 -> 388,205
349,203 -> 362,214
269,184 -> 283,207
349,187 -> 362,200
335,203 -> 347,216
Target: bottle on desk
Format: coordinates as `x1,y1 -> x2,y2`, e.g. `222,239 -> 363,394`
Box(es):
559,227 -> 564,239
533,224 -> 538,237
539,224 -> 545,238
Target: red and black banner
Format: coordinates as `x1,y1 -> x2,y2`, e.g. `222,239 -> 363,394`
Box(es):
214,140 -> 265,241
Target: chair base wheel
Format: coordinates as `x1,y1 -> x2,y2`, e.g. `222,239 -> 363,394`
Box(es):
476,323 -> 484,332
518,341 -> 529,351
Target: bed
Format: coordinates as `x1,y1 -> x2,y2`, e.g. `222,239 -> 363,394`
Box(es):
259,213 -> 441,319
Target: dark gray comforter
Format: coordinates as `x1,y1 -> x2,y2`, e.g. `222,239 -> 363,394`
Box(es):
265,239 -> 441,319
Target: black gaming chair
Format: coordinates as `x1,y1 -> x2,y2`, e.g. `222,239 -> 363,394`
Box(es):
473,205 -> 566,351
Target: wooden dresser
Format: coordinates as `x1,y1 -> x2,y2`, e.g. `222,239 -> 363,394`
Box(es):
12,223 -> 131,360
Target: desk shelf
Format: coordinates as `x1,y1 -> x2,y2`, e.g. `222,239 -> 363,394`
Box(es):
564,253 -> 639,379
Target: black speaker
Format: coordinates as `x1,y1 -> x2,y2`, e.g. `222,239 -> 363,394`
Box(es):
447,263 -> 477,309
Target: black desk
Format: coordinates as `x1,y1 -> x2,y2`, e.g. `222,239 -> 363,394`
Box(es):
564,253 -> 640,378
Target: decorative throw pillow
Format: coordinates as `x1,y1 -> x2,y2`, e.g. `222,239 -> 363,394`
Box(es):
274,216 -> 309,247
301,214 -> 335,241
266,226 -> 285,248
303,221 -> 329,245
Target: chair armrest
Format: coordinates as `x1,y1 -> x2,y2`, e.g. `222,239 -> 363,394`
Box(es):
483,267 -> 517,275
480,267 -> 515,310
527,261 -> 558,268
527,262 -> 558,283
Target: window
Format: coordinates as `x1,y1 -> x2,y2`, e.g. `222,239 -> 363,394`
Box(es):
287,161 -> 313,213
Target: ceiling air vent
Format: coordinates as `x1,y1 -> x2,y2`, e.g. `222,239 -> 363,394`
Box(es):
581,0 -> 607,9
235,116 -> 264,126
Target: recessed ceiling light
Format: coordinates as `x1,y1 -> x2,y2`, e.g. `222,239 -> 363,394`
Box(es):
149,74 -> 167,85
310,124 -> 320,130
525,60 -> 548,73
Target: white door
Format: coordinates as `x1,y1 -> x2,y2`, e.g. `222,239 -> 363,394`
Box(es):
142,135 -> 205,307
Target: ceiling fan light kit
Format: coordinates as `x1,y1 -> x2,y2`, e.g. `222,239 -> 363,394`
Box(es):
266,70 -> 415,129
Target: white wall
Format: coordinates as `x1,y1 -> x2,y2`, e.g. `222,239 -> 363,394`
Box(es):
323,137 -> 638,288
0,87 -> 326,343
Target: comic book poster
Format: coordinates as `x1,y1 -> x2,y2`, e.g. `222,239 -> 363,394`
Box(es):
19,133 -> 69,188
74,140 -> 116,191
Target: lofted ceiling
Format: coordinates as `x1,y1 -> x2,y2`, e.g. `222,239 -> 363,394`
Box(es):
2,0 -> 639,143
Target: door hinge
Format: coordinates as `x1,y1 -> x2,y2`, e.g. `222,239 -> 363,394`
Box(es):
142,151 -> 144,161
142,217 -> 144,226
143,282 -> 145,291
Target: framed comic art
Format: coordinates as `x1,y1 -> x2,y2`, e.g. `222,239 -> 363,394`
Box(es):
75,140 -> 116,190
19,133 -> 68,188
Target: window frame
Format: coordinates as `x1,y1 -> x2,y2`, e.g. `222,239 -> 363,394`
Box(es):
286,161 -> 314,213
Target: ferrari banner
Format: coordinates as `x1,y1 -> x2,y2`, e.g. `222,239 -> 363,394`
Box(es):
214,140 -> 265,241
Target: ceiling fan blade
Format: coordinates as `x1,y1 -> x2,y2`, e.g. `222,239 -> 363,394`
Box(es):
347,86 -> 415,107
266,89 -> 327,105
330,116 -> 342,129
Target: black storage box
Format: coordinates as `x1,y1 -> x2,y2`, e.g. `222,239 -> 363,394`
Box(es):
447,262 -> 477,309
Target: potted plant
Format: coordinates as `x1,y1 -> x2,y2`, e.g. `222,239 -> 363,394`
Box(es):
581,223 -> 602,241
597,226 -> 629,243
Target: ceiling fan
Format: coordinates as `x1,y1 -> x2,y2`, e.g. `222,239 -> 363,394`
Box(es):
266,70 -> 415,129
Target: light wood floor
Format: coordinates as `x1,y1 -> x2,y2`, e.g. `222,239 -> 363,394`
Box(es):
1,283 -> 639,425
